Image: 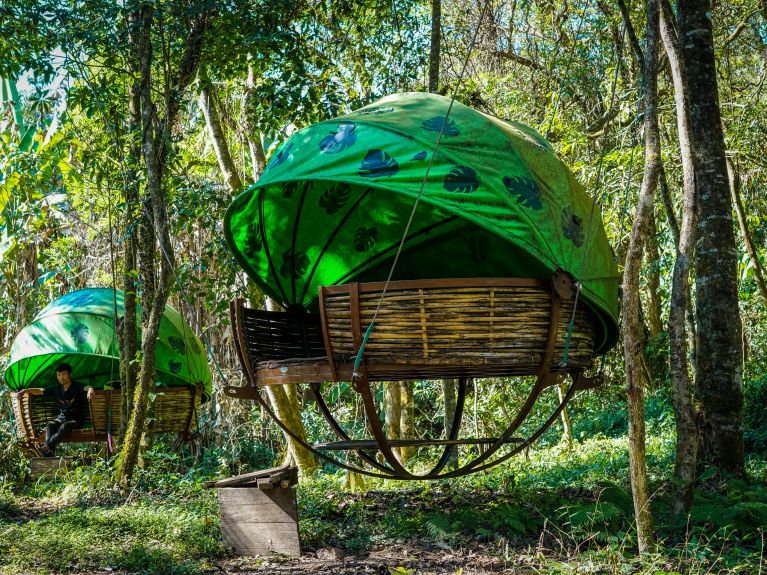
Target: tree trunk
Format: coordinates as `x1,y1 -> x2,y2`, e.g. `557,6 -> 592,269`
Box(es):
622,0 -> 660,552
198,66 -> 243,194
242,64 -> 267,182
119,3 -> 208,487
645,210 -> 664,339
265,384 -> 318,475
120,8 -> 141,433
262,297 -> 317,474
678,0 -> 745,476
557,383 -> 574,448
429,0 -> 441,93
728,157 -> 767,303
399,381 -> 415,463
385,382 -> 403,462
659,0 -> 701,513
442,379 -> 458,467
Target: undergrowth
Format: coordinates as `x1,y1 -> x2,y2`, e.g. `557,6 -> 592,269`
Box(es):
0,430 -> 764,574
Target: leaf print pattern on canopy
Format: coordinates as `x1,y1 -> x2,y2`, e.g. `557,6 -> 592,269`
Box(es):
562,207 -> 585,247
243,222 -> 263,257
411,151 -> 427,161
354,227 -> 378,252
279,250 -> 310,278
358,150 -> 399,178
319,123 -> 357,154
319,183 -> 351,215
267,142 -> 294,171
502,176 -> 543,210
281,181 -> 301,199
188,339 -> 203,355
422,116 -> 459,137
168,336 -> 186,355
169,360 -> 182,375
71,324 -> 89,345
444,166 -> 480,193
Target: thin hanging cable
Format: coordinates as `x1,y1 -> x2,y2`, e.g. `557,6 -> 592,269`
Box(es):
353,0 -> 493,379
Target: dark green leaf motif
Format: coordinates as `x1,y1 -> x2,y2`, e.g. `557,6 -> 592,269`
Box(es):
561,208 -> 585,247
168,360 -> 182,375
189,339 -> 203,355
411,151 -> 427,160
502,176 -> 543,210
354,227 -> 378,252
168,336 -> 186,354
281,181 -> 301,199
280,250 -> 310,278
422,116 -> 459,137
243,222 -> 263,257
71,324 -> 89,345
319,183 -> 352,215
267,142 -> 294,171
319,123 -> 357,153
444,166 -> 480,193
358,149 -> 399,178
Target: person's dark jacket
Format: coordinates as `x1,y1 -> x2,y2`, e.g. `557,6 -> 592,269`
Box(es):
43,382 -> 87,427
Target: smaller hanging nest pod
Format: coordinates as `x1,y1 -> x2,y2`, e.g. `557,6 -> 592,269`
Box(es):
5,288 -> 212,445
224,92 -> 620,479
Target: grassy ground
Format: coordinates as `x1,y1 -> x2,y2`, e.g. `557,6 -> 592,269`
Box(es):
0,432 -> 765,574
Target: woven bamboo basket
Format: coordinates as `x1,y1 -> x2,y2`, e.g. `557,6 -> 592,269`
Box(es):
319,278 -> 596,380
11,385 -> 200,443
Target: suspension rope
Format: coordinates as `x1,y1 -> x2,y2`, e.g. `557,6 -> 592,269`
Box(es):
353,0 -> 492,381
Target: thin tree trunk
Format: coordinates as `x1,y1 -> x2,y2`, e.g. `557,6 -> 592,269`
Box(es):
622,0 -> 660,552
728,157 -> 767,303
120,7 -> 141,433
557,383 -> 574,448
442,379 -> 459,467
429,0 -> 441,93
677,0 -> 745,476
198,66 -> 243,194
645,210 -> 664,338
119,4 -> 209,487
243,64 -> 267,182
265,384 -> 318,474
659,0 -> 702,512
385,382 -> 403,463
400,381 -> 415,463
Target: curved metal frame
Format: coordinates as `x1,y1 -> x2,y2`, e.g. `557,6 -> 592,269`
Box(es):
227,274 -> 592,480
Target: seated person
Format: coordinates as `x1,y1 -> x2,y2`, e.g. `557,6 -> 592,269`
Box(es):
18,363 -> 94,456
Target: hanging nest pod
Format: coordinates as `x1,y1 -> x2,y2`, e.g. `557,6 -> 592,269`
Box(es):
224,92 -> 620,479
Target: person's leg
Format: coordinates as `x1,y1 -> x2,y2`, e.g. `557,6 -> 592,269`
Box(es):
45,420 -> 78,452
44,418 -> 63,444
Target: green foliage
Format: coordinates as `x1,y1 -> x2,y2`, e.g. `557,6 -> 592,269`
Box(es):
743,376 -> 767,452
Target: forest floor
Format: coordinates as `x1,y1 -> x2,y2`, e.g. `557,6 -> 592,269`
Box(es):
1,432 -> 766,575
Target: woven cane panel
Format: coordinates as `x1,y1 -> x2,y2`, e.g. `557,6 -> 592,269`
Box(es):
321,283 -> 595,378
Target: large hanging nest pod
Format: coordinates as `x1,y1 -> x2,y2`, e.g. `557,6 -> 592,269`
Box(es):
223,92 -> 619,479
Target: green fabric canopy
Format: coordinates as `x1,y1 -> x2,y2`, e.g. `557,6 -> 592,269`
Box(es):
225,92 -> 619,353
4,288 -> 212,398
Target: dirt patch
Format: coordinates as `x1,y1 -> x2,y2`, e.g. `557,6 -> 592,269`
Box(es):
213,541 -> 540,574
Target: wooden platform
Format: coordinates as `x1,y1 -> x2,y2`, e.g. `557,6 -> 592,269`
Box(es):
207,465 -> 301,558
29,456 -> 78,476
